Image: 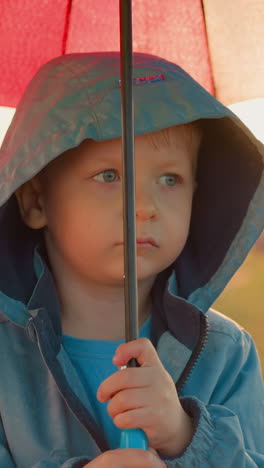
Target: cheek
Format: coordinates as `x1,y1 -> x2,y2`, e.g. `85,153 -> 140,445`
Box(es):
163,196 -> 193,245
164,189 -> 193,220
50,199 -> 118,247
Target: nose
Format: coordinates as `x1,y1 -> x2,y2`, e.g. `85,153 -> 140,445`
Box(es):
135,184 -> 157,221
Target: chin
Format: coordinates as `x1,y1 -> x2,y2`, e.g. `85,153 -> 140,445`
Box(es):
136,264 -> 160,282
102,258 -> 163,284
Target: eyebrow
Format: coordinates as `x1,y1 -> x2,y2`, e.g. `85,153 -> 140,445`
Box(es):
89,156 -> 122,165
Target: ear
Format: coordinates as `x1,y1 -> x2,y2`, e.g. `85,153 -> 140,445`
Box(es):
15,176 -> 47,229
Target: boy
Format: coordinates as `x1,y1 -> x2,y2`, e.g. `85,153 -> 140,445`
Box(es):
0,52 -> 263,467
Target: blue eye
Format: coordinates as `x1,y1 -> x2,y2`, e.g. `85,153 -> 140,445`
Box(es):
159,174 -> 178,186
94,169 -> 120,183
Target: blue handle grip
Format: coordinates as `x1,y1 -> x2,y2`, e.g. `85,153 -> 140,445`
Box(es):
120,428 -> 148,449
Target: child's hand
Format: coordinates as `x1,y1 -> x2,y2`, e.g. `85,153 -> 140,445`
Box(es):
97,338 -> 193,457
83,448 -> 166,467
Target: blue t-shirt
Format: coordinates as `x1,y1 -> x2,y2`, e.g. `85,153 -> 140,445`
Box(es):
62,315 -> 152,449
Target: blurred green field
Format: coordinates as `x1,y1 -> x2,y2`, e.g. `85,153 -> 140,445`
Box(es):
213,234 -> 264,376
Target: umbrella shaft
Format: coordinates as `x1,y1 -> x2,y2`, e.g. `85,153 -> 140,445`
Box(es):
119,0 -> 139,352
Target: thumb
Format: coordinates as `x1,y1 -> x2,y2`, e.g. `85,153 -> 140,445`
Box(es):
149,447 -> 159,457
149,447 -> 166,466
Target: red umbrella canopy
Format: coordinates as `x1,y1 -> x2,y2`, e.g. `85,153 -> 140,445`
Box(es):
0,0 -> 213,107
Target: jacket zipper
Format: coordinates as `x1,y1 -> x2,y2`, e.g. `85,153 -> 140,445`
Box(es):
176,312 -> 209,393
27,316 -> 109,453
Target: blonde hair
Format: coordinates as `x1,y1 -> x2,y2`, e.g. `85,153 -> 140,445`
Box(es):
146,122 -> 202,177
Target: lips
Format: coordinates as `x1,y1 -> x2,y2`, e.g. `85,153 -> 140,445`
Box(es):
116,237 -> 158,247
136,237 -> 158,247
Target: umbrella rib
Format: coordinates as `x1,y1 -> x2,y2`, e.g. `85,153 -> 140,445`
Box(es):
62,0 -> 73,55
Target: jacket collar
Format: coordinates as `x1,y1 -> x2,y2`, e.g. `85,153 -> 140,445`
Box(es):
27,245 -> 204,355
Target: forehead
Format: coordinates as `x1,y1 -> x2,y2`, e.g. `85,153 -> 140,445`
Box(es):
78,123 -> 198,162
42,123 -> 200,178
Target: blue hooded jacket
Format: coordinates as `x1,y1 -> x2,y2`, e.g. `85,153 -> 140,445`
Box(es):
0,52 -> 263,467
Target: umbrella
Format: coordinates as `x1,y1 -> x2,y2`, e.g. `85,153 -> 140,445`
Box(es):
0,0 -> 214,453
0,1 -> 214,146
0,0 -> 213,108
1,0 -> 262,453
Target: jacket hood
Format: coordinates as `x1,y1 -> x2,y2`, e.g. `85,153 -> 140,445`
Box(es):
0,52 -> 263,319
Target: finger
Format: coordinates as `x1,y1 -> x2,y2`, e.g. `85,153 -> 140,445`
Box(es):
113,406 -> 154,430
109,448 -> 164,467
107,387 -> 149,419
87,449 -> 166,468
113,337 -> 162,368
111,448 -> 166,468
97,367 -> 153,402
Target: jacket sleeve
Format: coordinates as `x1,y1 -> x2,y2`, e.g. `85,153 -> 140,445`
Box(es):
33,457 -> 91,467
0,419 -> 90,468
0,415 -> 16,468
161,330 -> 264,467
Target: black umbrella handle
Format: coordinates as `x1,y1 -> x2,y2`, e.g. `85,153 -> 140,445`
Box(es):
119,0 -> 138,350
119,0 -> 148,451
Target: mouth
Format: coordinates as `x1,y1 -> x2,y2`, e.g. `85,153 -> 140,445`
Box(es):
136,237 -> 158,247
116,238 -> 158,248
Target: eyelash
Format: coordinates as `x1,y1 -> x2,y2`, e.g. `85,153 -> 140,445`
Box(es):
93,168 -> 120,183
93,169 -> 181,187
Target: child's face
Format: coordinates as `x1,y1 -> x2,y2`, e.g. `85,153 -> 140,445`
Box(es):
30,126 -> 198,286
